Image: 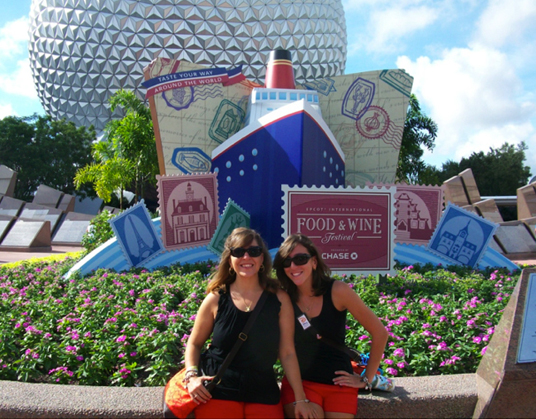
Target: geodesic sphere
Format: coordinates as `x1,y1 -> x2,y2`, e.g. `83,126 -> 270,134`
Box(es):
28,0 -> 347,133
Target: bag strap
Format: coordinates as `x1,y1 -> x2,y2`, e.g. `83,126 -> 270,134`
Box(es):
205,290 -> 269,391
294,303 -> 362,362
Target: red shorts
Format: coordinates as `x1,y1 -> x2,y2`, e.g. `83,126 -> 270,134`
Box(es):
194,398 -> 284,418
280,376 -> 358,415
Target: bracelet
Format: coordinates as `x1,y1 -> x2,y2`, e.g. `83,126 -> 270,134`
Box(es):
185,366 -> 198,374
183,370 -> 199,384
360,375 -> 372,392
293,399 -> 310,406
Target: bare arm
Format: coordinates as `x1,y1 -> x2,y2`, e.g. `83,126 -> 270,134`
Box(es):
183,292 -> 219,403
332,281 -> 388,385
277,289 -> 320,418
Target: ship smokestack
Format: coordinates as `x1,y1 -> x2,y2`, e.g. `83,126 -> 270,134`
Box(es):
264,49 -> 295,89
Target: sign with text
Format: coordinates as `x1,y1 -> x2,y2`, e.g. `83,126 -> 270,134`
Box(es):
517,273 -> 536,363
282,185 -> 396,276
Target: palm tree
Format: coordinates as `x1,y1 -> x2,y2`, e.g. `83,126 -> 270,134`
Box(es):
74,140 -> 135,210
397,94 -> 438,184
74,90 -> 158,209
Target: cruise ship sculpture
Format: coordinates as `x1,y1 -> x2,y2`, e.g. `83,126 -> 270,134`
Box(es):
64,49 -> 521,278
211,49 -> 344,247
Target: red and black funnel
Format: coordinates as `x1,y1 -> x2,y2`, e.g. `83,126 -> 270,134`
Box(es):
264,49 -> 296,89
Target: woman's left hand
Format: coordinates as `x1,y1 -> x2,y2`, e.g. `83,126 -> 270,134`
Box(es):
332,370 -> 367,389
294,401 -> 323,418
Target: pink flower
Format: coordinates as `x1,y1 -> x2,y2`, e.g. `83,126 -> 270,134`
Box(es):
386,367 -> 398,376
116,335 -> 127,343
384,359 -> 394,365
481,346 -> 487,356
393,348 -> 405,358
437,342 -> 448,351
397,362 -> 405,369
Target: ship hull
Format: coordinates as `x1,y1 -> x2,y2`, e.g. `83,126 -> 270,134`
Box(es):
212,100 -> 345,247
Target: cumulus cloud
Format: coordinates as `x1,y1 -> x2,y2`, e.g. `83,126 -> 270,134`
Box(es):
397,45 -> 536,171
364,6 -> 439,53
0,16 -> 29,60
344,1 -> 440,54
392,0 -> 536,175
0,58 -> 37,99
0,17 -> 37,104
0,103 -> 16,119
342,0 -> 481,55
474,0 -> 536,48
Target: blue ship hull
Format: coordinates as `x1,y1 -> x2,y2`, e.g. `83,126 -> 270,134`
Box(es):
212,100 -> 345,248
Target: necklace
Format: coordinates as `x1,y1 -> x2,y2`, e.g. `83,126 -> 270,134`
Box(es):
231,291 -> 253,312
299,295 -> 318,313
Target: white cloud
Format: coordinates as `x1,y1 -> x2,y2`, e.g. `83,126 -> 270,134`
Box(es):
397,45 -> 536,173
0,58 -> 37,99
364,6 -> 439,53
0,17 -> 29,60
457,123 -> 535,161
343,0 -> 477,55
0,103 -> 16,119
475,0 -> 536,48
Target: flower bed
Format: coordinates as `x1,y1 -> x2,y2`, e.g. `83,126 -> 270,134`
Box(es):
0,257 -> 521,386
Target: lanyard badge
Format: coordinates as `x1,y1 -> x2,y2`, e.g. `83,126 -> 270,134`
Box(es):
297,314 -> 311,330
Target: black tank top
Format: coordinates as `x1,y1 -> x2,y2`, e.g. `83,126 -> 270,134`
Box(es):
201,289 -> 281,404
293,280 -> 353,384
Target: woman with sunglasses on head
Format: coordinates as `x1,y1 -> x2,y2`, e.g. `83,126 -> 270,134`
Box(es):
183,227 -> 318,419
274,234 -> 389,419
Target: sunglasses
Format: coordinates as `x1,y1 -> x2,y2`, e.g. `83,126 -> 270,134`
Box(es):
229,246 -> 263,258
282,253 -> 312,268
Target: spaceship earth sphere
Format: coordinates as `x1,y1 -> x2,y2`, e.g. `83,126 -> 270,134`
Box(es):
28,0 -> 347,133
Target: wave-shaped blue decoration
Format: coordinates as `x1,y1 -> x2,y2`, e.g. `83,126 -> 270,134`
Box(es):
394,243 -> 519,272
65,218 -> 520,279
65,218 -> 220,278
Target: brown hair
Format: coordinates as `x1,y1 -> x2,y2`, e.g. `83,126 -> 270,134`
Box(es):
273,233 -> 332,303
206,227 -> 278,294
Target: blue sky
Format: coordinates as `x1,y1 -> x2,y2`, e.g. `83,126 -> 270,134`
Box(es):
1,0 -> 535,177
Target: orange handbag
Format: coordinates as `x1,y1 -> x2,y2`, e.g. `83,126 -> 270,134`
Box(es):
163,368 -> 197,418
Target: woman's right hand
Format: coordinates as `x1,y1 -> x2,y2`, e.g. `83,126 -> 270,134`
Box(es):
185,375 -> 214,404
294,401 -> 323,418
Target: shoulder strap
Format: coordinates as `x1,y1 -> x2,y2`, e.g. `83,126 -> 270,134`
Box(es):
294,303 -> 361,362
205,290 -> 269,391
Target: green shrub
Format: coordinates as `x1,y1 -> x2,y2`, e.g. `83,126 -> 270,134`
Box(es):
0,257 -> 521,386
81,210 -> 117,253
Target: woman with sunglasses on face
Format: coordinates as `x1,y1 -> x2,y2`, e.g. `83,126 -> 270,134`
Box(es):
183,228 -> 318,419
274,234 -> 389,419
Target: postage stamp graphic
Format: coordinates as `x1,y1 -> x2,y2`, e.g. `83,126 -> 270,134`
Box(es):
157,173 -> 219,251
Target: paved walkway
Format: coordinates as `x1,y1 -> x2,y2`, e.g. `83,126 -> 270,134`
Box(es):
0,245 -> 84,265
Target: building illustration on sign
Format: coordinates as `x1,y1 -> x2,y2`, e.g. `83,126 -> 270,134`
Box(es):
171,182 -> 211,245
435,221 -> 478,264
428,204 -> 498,268
394,192 -> 433,241
157,173 -> 218,251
